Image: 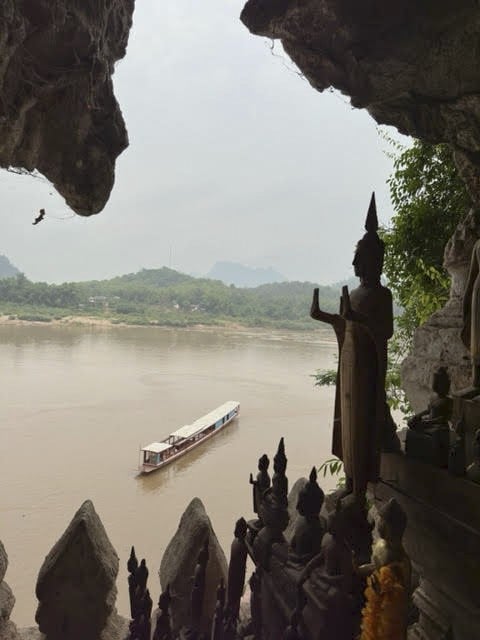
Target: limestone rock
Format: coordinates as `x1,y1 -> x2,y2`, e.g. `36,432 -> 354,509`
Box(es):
0,543 -> 7,584
35,499 -> 119,640
0,0 -> 135,215
159,497 -> 228,634
0,583 -> 14,622
240,1 -> 480,201
284,477 -> 307,543
402,210 -> 480,410
0,621 -> 22,640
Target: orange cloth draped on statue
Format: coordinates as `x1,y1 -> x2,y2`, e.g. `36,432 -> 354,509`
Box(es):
359,563 -> 408,640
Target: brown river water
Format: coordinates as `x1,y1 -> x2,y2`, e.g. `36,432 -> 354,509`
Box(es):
0,323 -> 338,626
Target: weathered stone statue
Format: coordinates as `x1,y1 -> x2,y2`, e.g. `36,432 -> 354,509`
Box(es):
467,429 -> 480,483
448,415 -> 467,476
249,453 -> 271,517
191,539 -> 209,629
289,467 -> 325,563
356,498 -> 411,640
310,194 -> 398,498
153,584 -> 172,640
227,518 -> 248,620
271,437 -> 288,506
461,238 -> 480,395
254,439 -> 290,568
136,558 -> 149,591
406,366 -> 452,467
128,546 -> 139,618
298,498 -> 360,640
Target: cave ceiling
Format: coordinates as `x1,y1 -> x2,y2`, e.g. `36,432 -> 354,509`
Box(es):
0,0 -> 135,215
241,0 -> 480,201
3,1 -> 480,215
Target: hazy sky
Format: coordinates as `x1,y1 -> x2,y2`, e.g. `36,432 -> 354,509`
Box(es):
0,0 -> 408,284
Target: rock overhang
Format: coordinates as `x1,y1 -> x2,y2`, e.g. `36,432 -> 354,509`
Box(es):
240,0 -> 480,200
0,0 -> 135,216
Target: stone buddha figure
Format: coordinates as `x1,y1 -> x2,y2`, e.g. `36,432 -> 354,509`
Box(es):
467,429 -> 480,483
310,193 -> 399,499
289,467 -> 326,563
406,366 -> 452,467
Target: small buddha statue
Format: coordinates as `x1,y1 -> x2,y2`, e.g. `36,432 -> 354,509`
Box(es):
227,518 -> 248,620
356,498 -> 411,640
249,454 -> 271,517
253,439 -> 290,568
406,366 -> 452,467
297,499 -> 359,640
289,467 -> 326,564
271,437 -> 288,507
467,429 -> 480,483
448,416 -> 466,476
152,584 -> 172,640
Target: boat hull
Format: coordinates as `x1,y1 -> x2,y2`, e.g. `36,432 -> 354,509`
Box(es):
139,406 -> 239,474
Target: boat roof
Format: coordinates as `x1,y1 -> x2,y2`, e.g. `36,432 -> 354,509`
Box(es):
169,401 -> 239,440
141,441 -> 173,454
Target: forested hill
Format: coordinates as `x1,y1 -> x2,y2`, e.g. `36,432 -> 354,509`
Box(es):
0,255 -> 19,278
0,267 -> 343,330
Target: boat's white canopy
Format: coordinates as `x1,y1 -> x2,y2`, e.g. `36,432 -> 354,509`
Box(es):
141,441 -> 173,454
169,401 -> 239,441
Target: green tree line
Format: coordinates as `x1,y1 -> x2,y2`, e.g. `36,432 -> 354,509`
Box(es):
0,268 -> 343,329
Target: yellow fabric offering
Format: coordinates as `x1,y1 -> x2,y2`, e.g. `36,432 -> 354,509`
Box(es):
359,563 -> 407,640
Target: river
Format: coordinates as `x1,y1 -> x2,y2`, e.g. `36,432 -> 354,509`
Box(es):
0,323 -> 338,626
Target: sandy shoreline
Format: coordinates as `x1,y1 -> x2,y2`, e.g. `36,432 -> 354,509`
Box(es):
0,314 -> 336,344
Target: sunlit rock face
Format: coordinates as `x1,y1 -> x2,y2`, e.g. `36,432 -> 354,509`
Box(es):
0,0 -> 134,215
402,210 -> 480,410
240,0 -> 480,202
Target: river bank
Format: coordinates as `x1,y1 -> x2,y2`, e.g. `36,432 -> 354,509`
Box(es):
0,313 -> 336,344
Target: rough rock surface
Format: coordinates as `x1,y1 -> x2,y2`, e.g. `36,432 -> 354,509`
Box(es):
0,541 -> 20,640
240,1 -> 480,202
0,543 -> 7,585
0,0 -> 135,215
35,500 -> 119,640
159,497 -> 228,634
402,210 -> 480,410
16,614 -> 129,640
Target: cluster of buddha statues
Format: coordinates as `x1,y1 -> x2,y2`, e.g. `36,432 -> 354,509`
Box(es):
245,434 -> 410,640
404,364 -> 480,482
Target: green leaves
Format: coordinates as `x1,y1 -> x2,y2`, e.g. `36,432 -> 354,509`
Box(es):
381,139 -> 470,345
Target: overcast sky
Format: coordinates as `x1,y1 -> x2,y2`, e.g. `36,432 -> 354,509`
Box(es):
0,0 -> 408,285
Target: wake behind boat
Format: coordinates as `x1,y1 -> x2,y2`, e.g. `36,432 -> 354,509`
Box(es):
139,401 -> 240,474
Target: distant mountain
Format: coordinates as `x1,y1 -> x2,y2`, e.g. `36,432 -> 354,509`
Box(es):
0,255 -> 20,279
108,267 -> 193,288
207,261 -> 286,288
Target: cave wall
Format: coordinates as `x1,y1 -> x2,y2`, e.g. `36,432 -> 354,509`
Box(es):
0,0 -> 135,215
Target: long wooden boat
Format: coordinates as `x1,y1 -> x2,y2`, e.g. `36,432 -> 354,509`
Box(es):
139,401 -> 240,474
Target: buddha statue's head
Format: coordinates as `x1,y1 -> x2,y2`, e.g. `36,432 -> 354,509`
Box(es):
296,467 -> 324,518
234,517 -> 247,539
353,193 -> 385,285
377,498 -> 407,543
258,453 -> 269,472
432,366 -> 450,397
